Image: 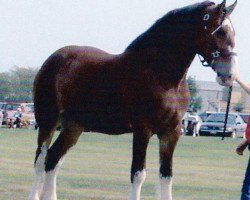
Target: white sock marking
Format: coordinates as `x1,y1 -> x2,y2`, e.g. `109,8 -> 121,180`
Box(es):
41,170 -> 58,200
128,169 -> 146,200
159,175 -> 173,200
29,143 -> 47,200
41,156 -> 65,200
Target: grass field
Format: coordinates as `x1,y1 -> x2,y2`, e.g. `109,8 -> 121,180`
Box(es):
0,128 -> 248,200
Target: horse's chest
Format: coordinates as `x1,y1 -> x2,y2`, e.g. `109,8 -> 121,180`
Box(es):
160,91 -> 188,111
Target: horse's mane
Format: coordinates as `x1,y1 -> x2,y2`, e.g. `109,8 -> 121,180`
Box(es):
126,1 -> 215,51
166,1 -> 215,18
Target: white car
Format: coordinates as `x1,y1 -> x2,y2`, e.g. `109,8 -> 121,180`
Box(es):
199,113 -> 247,138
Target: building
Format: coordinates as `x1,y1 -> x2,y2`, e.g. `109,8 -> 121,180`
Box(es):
196,80 -> 250,113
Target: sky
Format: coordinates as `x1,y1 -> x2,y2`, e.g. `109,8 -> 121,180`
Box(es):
0,0 -> 249,82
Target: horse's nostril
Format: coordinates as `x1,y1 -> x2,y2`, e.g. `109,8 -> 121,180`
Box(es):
228,75 -> 232,79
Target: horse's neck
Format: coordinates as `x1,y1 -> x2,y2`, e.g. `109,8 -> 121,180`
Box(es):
125,16 -> 199,86
153,43 -> 196,84
125,36 -> 196,86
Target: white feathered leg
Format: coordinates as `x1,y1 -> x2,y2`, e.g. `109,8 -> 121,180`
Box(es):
128,169 -> 146,200
41,157 -> 65,200
28,144 -> 47,200
159,176 -> 173,200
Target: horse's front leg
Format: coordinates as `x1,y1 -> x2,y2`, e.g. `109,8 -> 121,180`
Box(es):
129,128 -> 151,200
158,128 -> 180,200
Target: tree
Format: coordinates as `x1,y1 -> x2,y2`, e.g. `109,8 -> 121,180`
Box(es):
0,66 -> 39,102
187,76 -> 202,112
0,72 -> 12,101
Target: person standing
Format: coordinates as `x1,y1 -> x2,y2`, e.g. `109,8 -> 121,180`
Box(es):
0,109 -> 3,127
187,112 -> 201,137
235,77 -> 250,200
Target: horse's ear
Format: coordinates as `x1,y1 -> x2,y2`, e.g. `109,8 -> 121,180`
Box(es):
224,0 -> 237,15
217,0 -> 226,14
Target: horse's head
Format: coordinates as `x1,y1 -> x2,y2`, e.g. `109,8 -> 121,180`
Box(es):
198,0 -> 238,87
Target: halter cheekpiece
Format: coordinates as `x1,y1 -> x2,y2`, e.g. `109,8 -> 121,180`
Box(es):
198,13 -> 237,67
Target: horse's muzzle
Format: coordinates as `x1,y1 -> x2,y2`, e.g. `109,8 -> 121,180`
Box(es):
216,76 -> 233,87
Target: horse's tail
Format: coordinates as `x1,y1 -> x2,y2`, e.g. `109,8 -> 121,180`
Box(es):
33,53 -> 65,163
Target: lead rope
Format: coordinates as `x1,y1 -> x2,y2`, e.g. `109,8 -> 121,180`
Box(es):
222,86 -> 233,140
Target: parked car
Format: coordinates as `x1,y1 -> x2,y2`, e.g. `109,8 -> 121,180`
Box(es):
199,113 -> 247,138
199,111 -> 216,122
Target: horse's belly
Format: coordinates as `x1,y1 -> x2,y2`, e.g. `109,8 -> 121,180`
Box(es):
85,111 -> 131,134
65,104 -> 131,134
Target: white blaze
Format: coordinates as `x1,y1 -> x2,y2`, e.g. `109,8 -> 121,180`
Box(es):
224,19 -> 239,81
215,18 -> 239,86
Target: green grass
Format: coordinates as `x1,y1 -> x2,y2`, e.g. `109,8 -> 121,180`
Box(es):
0,128 -> 248,200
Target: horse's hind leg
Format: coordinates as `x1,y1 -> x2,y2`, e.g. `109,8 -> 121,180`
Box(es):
42,121 -> 83,200
29,127 -> 57,200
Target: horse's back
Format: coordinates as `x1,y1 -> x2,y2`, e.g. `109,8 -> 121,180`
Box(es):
56,45 -> 116,61
35,45 -> 117,100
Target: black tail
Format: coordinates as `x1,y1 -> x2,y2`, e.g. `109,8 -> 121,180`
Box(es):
33,54 -> 65,162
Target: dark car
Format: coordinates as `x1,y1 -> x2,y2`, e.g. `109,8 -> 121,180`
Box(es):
199,113 -> 247,138
199,111 -> 216,122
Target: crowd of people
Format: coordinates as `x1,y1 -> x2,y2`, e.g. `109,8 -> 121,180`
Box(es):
0,107 -> 24,128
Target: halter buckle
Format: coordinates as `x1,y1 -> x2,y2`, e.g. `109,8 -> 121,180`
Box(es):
198,54 -> 210,67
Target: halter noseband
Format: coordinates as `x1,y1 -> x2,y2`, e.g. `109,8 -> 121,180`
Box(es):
198,51 -> 237,67
198,13 -> 237,67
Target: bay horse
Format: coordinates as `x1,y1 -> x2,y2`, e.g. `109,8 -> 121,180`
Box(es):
29,1 -> 238,199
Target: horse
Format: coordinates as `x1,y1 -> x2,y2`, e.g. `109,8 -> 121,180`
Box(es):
29,1 -> 238,199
